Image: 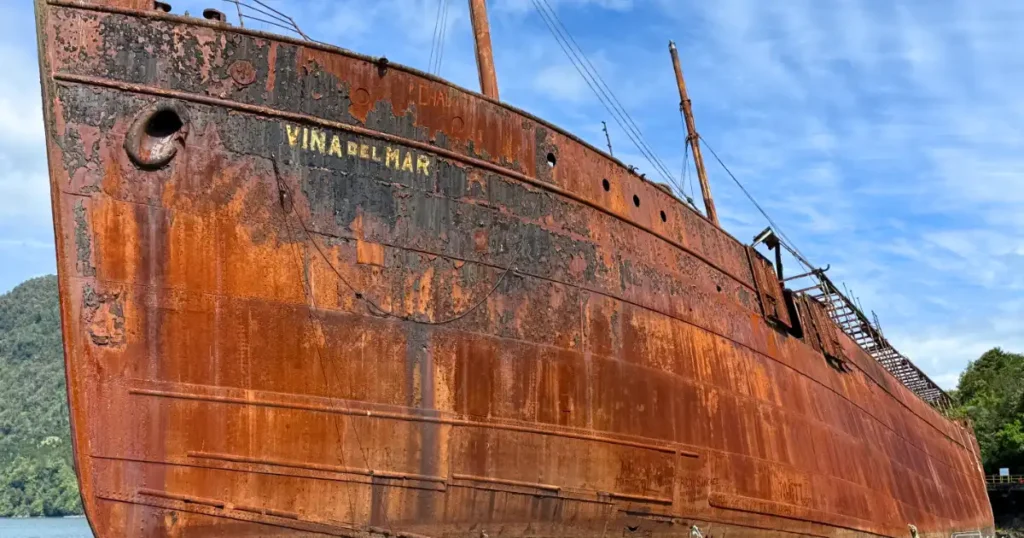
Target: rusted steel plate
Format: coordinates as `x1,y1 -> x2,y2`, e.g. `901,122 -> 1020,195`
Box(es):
35,1 -> 994,537
746,246 -> 792,328
797,293 -> 845,362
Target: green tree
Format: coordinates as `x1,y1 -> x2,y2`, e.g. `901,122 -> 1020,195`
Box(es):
0,275 -> 82,517
954,347 -> 1024,473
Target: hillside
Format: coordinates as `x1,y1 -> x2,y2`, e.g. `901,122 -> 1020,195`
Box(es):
0,275 -> 81,517
953,347 -> 1024,473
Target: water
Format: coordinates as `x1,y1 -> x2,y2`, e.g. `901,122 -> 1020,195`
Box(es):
0,518 -> 94,538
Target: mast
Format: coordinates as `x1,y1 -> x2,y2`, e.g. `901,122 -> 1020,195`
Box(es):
668,41 -> 719,226
468,0 -> 499,99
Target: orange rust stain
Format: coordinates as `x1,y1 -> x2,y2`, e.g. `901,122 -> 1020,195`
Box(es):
349,212 -> 364,238
52,95 -> 66,138
355,240 -> 384,267
473,229 -> 487,253
415,266 -> 434,317
295,46 -> 528,166
36,4 -> 993,537
466,169 -> 486,193
348,87 -> 372,124
265,42 -> 278,96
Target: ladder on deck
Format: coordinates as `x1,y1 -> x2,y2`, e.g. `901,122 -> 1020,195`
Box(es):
802,275 -> 952,410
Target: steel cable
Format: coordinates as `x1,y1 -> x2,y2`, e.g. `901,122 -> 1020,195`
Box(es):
535,0 -> 681,190
529,0 -> 687,197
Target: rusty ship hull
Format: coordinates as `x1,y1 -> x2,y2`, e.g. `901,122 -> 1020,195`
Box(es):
34,1 -> 995,536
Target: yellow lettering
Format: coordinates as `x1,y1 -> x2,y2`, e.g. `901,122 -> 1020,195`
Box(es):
329,135 -> 343,157
302,128 -> 308,150
417,155 -> 431,176
347,141 -> 358,156
359,144 -> 370,160
310,130 -> 326,153
402,152 -> 413,172
385,147 -> 401,168
372,146 -> 382,162
286,124 -> 301,147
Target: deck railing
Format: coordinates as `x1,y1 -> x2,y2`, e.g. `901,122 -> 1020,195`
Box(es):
986,474 -> 1024,486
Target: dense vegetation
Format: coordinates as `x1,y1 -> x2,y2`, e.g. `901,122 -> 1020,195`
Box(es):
0,275 -> 81,517
953,348 -> 1024,474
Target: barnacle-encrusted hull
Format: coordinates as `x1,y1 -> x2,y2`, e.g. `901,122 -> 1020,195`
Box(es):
34,1 -> 995,536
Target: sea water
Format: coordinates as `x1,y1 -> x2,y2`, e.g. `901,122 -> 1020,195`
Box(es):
0,518 -> 94,537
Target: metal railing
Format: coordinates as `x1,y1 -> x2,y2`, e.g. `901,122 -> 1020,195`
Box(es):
986,474 -> 1024,486
808,272 -> 953,409
754,228 -> 954,412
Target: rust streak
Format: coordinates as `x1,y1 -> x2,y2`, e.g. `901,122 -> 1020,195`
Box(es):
129,387 -> 688,455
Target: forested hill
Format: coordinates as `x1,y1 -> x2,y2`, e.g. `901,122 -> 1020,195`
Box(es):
0,275 -> 81,517
954,347 -> 1024,474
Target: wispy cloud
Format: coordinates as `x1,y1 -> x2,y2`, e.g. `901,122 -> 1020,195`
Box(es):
653,0 -> 1024,387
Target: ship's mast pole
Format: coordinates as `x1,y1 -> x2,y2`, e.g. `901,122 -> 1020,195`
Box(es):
669,41 -> 719,226
469,0 -> 500,99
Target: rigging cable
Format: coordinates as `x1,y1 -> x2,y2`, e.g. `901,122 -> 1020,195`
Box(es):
428,0 -> 445,74
530,0 -> 675,187
678,109 -> 698,209
277,185 -> 371,532
695,138 -> 951,406
528,0 -> 686,198
223,0 -> 314,41
681,141 -> 697,209
434,0 -> 453,74
697,134 -> 814,270
535,0 -> 680,190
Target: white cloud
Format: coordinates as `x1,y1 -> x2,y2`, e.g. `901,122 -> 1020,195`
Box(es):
647,0 -> 1024,389
531,62 -> 590,102
0,38 -> 49,229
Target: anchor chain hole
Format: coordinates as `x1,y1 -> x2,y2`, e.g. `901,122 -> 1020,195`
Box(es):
145,109 -> 184,139
125,103 -> 189,170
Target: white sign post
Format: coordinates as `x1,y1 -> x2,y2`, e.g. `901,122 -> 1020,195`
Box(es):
999,468 -> 1010,482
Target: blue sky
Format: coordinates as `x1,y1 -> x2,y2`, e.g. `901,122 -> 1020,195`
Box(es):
3,0 -> 1022,388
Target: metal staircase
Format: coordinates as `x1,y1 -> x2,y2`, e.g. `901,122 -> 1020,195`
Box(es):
803,273 -> 952,409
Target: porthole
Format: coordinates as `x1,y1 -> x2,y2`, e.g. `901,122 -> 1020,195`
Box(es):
660,210 -> 667,222
602,178 -> 610,191
633,194 -> 640,207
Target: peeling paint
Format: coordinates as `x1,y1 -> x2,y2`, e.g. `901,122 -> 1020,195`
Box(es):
83,284 -> 125,347
73,200 -> 96,276
36,2 -> 994,538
